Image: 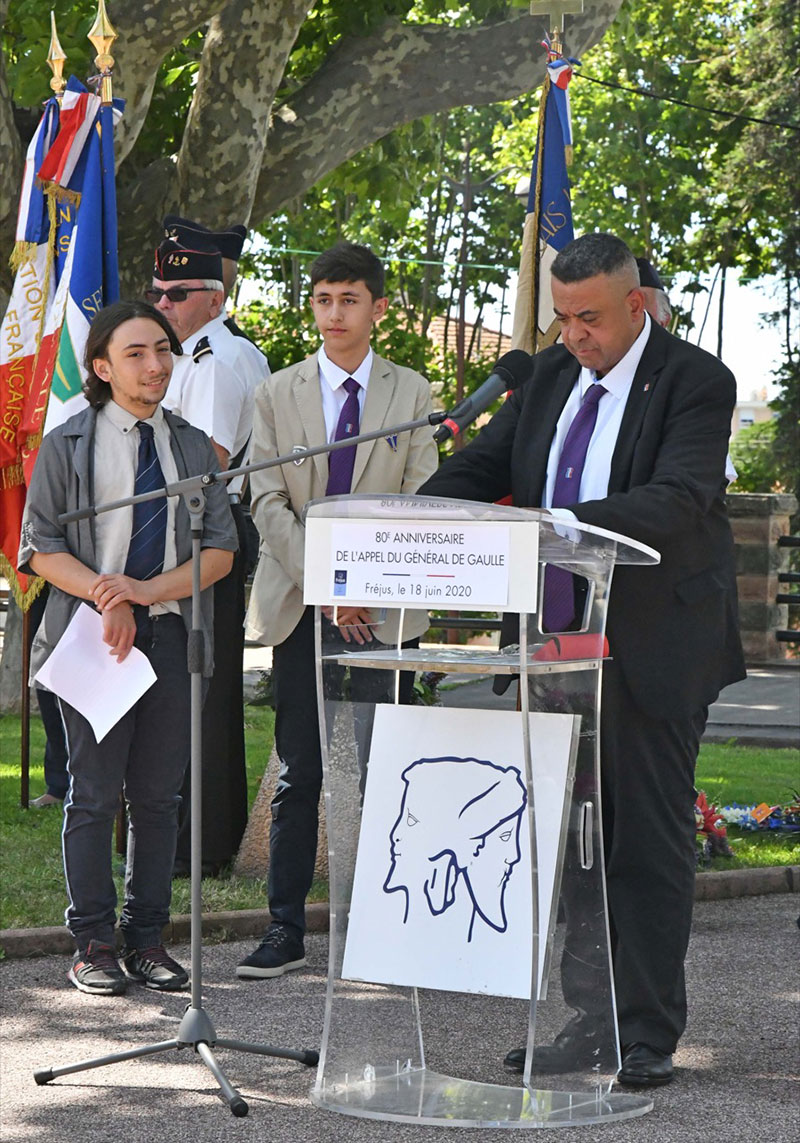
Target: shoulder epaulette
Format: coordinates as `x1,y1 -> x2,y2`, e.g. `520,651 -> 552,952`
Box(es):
192,335 -> 213,363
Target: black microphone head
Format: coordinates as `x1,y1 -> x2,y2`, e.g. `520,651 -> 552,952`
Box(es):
493,349 -> 535,390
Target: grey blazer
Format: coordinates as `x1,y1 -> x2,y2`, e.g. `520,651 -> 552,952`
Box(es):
19,405 -> 238,678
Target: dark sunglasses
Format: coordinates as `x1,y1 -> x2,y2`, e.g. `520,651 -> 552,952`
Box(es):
144,286 -> 215,304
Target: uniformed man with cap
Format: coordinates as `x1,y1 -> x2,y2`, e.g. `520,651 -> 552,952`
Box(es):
163,215 -> 261,348
149,238 -> 269,873
636,257 -> 672,330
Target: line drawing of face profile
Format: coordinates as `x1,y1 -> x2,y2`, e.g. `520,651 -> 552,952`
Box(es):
383,756 -> 528,942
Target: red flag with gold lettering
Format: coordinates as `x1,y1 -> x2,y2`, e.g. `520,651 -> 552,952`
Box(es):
0,98 -> 60,609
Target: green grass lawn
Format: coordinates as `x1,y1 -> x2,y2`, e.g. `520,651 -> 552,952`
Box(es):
0,711 -> 797,931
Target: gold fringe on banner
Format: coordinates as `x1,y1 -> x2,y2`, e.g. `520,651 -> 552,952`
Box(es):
24,428 -> 44,456
38,179 -> 81,208
0,462 -> 24,489
0,554 -> 46,612
8,241 -> 39,273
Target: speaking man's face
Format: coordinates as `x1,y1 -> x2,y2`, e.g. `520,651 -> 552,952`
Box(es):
552,272 -> 645,378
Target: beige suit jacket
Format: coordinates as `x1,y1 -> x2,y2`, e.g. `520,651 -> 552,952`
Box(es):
245,351 -> 439,647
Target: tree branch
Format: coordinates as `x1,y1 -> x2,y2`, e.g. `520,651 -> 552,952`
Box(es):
253,5 -> 622,217
0,0 -> 22,303
176,0 -> 313,221
109,0 -> 224,163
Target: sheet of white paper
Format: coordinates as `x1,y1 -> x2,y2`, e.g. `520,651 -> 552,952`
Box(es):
342,705 -> 577,1000
35,603 -> 157,743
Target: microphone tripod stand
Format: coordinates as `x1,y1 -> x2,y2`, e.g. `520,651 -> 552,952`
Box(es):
32,408 -> 445,1117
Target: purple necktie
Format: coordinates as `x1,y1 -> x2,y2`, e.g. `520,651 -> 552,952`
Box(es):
326,376 -> 361,496
542,383 -> 607,632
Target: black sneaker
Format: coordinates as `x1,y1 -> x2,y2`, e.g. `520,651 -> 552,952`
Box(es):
68,940 -> 127,996
236,926 -> 306,979
121,945 -> 189,991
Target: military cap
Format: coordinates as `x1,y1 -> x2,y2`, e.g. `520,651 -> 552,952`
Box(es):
163,215 -> 247,262
154,238 -> 223,282
636,257 -> 667,291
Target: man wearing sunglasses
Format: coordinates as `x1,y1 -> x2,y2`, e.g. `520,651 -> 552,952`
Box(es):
150,238 -> 269,877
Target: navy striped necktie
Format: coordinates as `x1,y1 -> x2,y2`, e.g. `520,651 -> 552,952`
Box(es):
542,383 -> 607,632
326,377 -> 361,496
124,420 -> 167,581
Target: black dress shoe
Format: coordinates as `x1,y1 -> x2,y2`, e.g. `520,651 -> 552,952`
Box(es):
618,1042 -> 674,1086
503,1012 -> 609,1074
503,1046 -> 527,1072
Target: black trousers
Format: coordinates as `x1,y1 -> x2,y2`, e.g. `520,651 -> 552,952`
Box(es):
268,607 -> 416,936
27,587 -> 69,798
175,505 -> 249,869
60,614 -> 190,949
559,659 -> 705,1054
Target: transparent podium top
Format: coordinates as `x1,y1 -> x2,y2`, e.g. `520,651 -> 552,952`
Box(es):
304,493 -> 660,574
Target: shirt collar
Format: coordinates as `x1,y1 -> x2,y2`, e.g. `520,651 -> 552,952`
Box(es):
180,311 -> 226,353
579,312 -> 652,401
318,345 -> 373,393
101,399 -> 165,435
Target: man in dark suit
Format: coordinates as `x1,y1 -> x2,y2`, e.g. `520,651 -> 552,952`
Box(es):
419,232 -> 745,1086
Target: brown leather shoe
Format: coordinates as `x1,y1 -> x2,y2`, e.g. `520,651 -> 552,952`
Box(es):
618,1042 -> 674,1086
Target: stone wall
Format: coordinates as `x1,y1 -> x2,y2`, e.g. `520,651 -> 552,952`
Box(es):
728,492 -> 798,663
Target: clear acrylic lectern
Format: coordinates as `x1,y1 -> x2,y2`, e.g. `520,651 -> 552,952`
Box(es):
302,494 -> 659,1129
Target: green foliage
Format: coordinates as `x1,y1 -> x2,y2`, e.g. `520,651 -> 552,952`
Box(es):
1,717 -> 797,930
2,1 -> 94,107
0,706 -> 276,930
768,356 -> 800,525
729,419 -> 781,494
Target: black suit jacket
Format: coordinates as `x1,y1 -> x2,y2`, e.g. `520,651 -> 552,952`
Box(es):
420,321 -> 746,722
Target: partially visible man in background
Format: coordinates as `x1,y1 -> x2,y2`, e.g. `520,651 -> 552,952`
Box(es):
149,237 -> 267,875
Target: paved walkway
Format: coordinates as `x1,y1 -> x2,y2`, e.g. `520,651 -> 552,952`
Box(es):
1,894 -> 798,1142
245,647 -> 800,747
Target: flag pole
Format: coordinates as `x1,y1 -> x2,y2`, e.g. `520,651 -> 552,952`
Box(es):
47,11 -> 68,100
88,1 -> 125,854
88,0 -> 118,106
19,14 -> 69,810
511,1 -> 581,354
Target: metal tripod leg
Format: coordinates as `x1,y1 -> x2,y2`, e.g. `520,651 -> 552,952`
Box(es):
33,489 -> 319,1118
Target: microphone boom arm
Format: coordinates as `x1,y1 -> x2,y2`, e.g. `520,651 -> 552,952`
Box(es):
59,410 -> 447,525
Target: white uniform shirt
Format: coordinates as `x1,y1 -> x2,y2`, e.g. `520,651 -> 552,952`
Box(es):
317,345 -> 373,441
163,312 -> 269,494
94,400 -> 180,615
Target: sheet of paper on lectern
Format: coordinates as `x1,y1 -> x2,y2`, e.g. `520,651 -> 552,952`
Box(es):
342,704 -> 577,1000
35,603 -> 157,743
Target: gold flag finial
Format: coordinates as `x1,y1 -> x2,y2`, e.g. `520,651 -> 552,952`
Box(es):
88,0 -> 118,105
529,1 -> 584,57
47,11 -> 68,100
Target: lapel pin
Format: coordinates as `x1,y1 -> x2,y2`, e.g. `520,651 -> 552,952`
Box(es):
643,382 -> 650,392
386,434 -> 398,451
291,444 -> 308,466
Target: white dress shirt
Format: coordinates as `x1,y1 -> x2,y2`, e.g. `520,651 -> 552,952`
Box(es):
545,313 -> 652,512
93,400 -> 180,615
317,345 -> 373,441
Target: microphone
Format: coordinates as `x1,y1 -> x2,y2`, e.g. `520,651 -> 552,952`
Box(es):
433,349 -> 535,443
